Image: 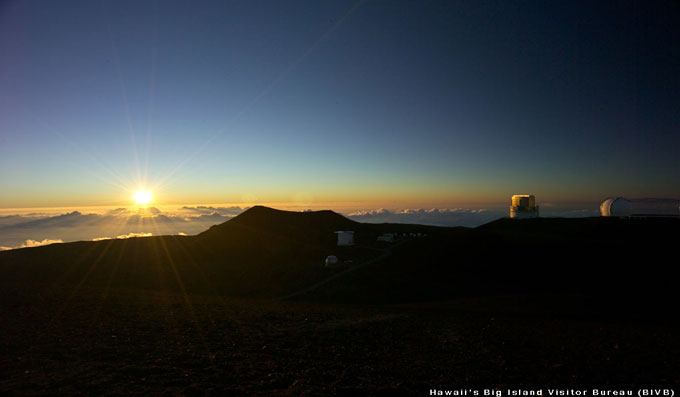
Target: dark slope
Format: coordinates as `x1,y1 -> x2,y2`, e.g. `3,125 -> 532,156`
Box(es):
2,211 -> 679,393
0,208 -> 678,308
305,217 -> 678,315
478,215 -> 679,242
202,205 -> 358,240
188,206 -> 363,296
195,206 -> 358,256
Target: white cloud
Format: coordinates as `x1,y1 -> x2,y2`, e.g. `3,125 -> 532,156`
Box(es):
348,208 -> 391,217
542,208 -> 600,217
180,206 -> 247,216
346,208 -> 506,227
0,238 -> 64,250
106,208 -> 130,216
193,212 -> 229,222
116,232 -> 152,239
93,232 -> 153,241
21,238 -> 64,247
0,215 -> 44,227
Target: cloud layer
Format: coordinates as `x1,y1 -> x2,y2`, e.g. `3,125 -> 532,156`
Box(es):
346,208 -> 506,228
0,206 -> 248,249
344,206 -> 600,227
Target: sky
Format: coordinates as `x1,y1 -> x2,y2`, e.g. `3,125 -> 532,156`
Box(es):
1,0 -> 679,212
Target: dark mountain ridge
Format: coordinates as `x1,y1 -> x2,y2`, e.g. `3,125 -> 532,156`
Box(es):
199,205 -> 358,248
0,206 -> 677,310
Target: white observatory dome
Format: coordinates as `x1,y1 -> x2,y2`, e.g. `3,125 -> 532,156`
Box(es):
600,197 -> 633,217
325,255 -> 340,268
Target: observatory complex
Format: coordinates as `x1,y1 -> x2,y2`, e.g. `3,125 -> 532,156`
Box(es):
509,194 -> 539,219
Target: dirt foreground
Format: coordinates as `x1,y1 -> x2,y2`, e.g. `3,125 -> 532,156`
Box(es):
1,286 -> 677,395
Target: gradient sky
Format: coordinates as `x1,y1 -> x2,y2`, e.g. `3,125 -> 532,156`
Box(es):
1,0 -> 679,209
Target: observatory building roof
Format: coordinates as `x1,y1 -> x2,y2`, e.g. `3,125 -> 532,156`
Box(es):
600,197 -> 680,217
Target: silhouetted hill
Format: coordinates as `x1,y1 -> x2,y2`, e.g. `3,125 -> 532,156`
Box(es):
199,205 -> 358,247
478,215 -> 680,243
0,207 -> 369,298
218,205 -> 357,233
299,216 -> 679,312
0,208 -> 677,313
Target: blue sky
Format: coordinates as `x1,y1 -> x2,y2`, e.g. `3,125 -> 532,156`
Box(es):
1,0 -> 679,209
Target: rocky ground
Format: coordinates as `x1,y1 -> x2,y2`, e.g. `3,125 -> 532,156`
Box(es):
1,286 -> 677,395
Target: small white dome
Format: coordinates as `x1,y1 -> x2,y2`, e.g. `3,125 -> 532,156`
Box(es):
600,197 -> 632,217
325,255 -> 340,267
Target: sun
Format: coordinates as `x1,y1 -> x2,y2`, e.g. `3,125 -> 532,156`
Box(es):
133,190 -> 152,205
